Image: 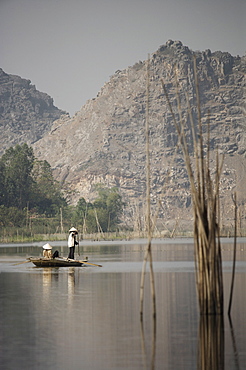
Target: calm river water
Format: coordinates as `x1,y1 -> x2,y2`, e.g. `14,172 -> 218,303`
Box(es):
0,238 -> 245,370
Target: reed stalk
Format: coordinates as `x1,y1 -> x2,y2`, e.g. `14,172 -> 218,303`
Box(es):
228,192 -> 237,316
140,55 -> 156,321
162,56 -> 224,315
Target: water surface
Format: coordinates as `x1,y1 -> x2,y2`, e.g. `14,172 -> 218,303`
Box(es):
0,238 -> 245,369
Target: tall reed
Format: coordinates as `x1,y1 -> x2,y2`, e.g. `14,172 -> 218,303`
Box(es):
140,55 -> 156,321
162,57 -> 224,315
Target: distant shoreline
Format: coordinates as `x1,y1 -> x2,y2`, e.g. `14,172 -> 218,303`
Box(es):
0,236 -> 245,248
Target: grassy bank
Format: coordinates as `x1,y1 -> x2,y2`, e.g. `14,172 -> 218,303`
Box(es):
1,227 -> 244,244
0,229 -> 194,244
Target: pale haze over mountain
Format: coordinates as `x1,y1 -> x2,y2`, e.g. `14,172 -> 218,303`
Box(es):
0,0 -> 245,116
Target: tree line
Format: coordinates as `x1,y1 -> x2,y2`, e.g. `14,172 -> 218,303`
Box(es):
0,144 -> 124,237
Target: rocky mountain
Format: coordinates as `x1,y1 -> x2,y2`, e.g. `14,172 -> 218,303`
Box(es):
2,41 -> 245,232
32,40 -> 245,231
0,68 -> 67,155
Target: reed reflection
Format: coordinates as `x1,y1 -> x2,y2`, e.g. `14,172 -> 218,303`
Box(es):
198,315 -> 224,370
228,316 -> 240,370
140,316 -> 157,370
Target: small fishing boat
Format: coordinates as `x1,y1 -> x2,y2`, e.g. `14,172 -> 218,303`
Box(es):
21,256 -> 102,268
28,257 -> 84,267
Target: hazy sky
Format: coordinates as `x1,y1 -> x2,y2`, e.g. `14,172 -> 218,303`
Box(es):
0,0 -> 245,115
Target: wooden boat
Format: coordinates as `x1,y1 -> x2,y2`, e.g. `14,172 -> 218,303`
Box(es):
28,257 -> 84,267
14,257 -> 101,268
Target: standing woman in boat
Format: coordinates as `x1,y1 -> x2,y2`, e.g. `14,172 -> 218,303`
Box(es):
68,227 -> 79,259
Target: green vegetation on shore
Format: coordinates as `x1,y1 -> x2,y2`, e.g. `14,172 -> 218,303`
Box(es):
0,144 -> 124,242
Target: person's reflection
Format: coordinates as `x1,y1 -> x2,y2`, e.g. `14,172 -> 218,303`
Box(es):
68,267 -> 75,302
42,268 -> 59,305
42,268 -> 52,287
198,315 -> 224,370
41,267 -> 76,306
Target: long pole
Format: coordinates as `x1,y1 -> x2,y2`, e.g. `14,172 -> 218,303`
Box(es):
60,207 -> 64,233
77,232 -> 80,257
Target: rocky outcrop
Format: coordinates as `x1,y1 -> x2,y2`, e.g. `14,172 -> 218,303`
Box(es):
2,41 -> 243,230
33,41 -> 245,230
0,68 -> 67,155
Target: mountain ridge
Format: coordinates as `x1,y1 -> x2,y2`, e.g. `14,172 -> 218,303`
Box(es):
33,41 -> 246,230
1,40 -> 245,231
0,67 -> 67,155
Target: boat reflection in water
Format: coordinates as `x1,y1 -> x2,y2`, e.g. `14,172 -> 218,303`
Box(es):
41,267 -> 76,305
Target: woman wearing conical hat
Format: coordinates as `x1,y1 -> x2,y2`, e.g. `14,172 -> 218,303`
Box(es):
67,227 -> 78,260
42,243 -> 52,258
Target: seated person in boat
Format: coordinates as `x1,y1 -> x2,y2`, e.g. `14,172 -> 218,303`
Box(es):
42,243 -> 52,258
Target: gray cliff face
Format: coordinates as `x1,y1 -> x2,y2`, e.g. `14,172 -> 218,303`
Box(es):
33,41 -> 246,229
4,40 -> 245,230
0,68 -> 67,155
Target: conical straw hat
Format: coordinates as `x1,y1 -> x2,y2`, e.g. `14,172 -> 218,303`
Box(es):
42,243 -> 52,250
